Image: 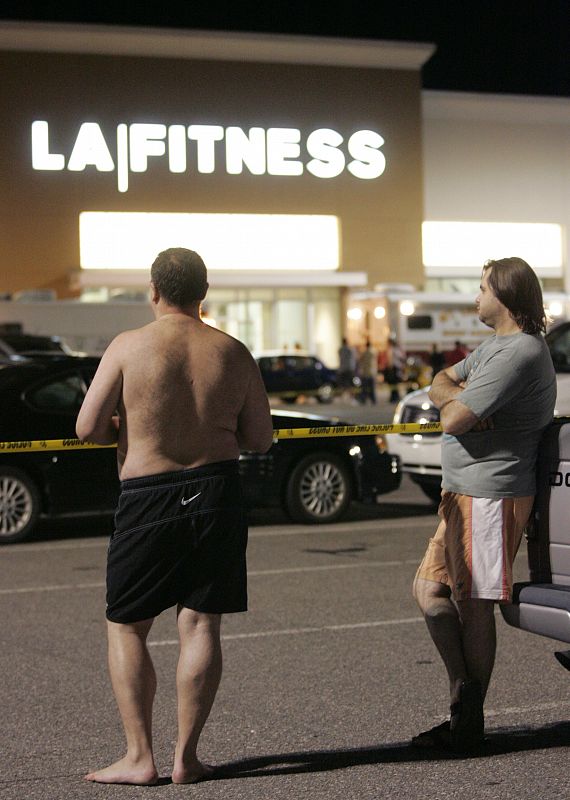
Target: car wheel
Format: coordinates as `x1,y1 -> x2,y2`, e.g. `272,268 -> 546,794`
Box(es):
280,396 -> 297,404
0,467 -> 41,544
285,452 -> 352,523
420,483 -> 442,505
316,383 -> 334,403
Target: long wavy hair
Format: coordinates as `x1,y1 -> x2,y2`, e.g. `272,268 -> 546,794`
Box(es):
483,257 -> 547,335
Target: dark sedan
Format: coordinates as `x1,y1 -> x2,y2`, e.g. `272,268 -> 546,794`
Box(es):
256,352 -> 360,403
0,329 -> 75,361
0,357 -> 401,543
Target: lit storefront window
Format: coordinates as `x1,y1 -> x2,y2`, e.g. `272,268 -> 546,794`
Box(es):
79,212 -> 340,271
422,221 -> 563,277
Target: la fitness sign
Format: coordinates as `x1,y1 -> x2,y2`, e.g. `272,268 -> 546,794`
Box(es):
31,120 -> 386,192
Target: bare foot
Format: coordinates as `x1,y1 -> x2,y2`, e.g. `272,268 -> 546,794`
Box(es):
84,755 -> 158,785
171,761 -> 214,785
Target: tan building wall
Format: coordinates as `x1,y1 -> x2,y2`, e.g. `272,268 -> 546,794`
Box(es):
0,32 -> 427,296
422,91 -> 570,290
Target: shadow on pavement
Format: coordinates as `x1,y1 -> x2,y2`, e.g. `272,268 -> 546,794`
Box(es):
213,721 -> 570,779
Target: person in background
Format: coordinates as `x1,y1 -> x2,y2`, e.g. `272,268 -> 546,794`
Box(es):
338,337 -> 357,400
446,340 -> 469,367
429,343 -> 446,378
358,338 -> 378,404
385,335 -> 406,403
412,257 -> 556,753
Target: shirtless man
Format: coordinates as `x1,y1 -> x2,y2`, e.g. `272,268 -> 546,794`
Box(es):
76,247 -> 273,785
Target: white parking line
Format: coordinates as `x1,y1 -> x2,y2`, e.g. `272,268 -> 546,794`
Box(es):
485,700 -> 570,718
0,581 -> 106,595
249,559 -> 419,576
0,516 -> 436,553
0,559 -> 421,596
149,616 -> 426,647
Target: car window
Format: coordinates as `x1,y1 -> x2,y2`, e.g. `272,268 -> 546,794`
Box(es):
0,335 -> 65,353
289,356 -> 314,369
26,373 -> 86,412
263,357 -> 287,372
81,367 -> 97,386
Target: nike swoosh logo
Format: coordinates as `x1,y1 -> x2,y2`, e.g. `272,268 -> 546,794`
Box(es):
181,492 -> 201,506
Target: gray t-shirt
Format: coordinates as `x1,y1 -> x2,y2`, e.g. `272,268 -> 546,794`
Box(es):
442,333 -> 556,498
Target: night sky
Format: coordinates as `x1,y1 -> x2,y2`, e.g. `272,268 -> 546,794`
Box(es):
2,1 -> 570,98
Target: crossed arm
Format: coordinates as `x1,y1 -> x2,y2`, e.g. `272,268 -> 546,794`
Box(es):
428,366 -> 492,436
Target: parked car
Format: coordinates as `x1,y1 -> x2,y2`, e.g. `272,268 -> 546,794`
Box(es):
500,417 -> 570,654
0,357 -> 401,543
389,321 -> 570,503
255,351 -> 360,403
0,330 -> 76,361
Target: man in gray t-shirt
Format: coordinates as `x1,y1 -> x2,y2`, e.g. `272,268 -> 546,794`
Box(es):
443,332 -> 556,498
411,257 -> 555,754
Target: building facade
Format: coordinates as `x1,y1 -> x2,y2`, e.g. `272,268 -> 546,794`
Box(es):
0,22 -> 432,363
1,23 -> 569,363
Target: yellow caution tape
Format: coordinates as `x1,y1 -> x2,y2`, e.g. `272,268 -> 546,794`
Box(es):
273,422 -> 442,439
0,439 -> 117,453
0,422 -> 442,454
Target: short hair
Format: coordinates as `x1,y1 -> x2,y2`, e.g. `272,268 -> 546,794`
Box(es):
483,257 -> 547,335
150,248 -> 208,307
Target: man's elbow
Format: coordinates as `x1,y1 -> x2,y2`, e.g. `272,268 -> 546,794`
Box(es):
238,419 -> 275,453
240,431 -> 274,453
440,409 -> 478,437
257,433 -> 274,453
75,417 -> 92,442
441,418 -> 468,437
76,417 -> 116,445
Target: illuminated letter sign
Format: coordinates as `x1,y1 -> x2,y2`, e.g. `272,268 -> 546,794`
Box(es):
31,120 -> 65,170
306,128 -> 345,179
68,123 -> 115,172
347,130 -> 386,179
266,128 -> 303,176
129,124 -> 166,172
31,120 -> 387,191
225,127 -> 266,175
187,125 -> 224,173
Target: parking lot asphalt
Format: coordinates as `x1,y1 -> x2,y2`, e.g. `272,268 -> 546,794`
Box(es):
0,398 -> 570,800
1,472 -> 569,800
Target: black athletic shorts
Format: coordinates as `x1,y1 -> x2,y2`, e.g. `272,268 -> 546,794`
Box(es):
106,460 -> 247,624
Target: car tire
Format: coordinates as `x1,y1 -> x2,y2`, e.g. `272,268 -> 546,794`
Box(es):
316,383 -> 334,404
280,396 -> 297,404
420,483 -> 442,505
285,452 -> 352,523
0,467 -> 41,544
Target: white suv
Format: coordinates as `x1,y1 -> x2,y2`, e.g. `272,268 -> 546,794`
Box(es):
390,321 -> 570,503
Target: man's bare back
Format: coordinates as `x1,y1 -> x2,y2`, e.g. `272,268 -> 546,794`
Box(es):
77,314 -> 273,479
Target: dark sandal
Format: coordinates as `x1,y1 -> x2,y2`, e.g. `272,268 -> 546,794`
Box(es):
411,720 -> 451,748
449,680 -> 484,752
